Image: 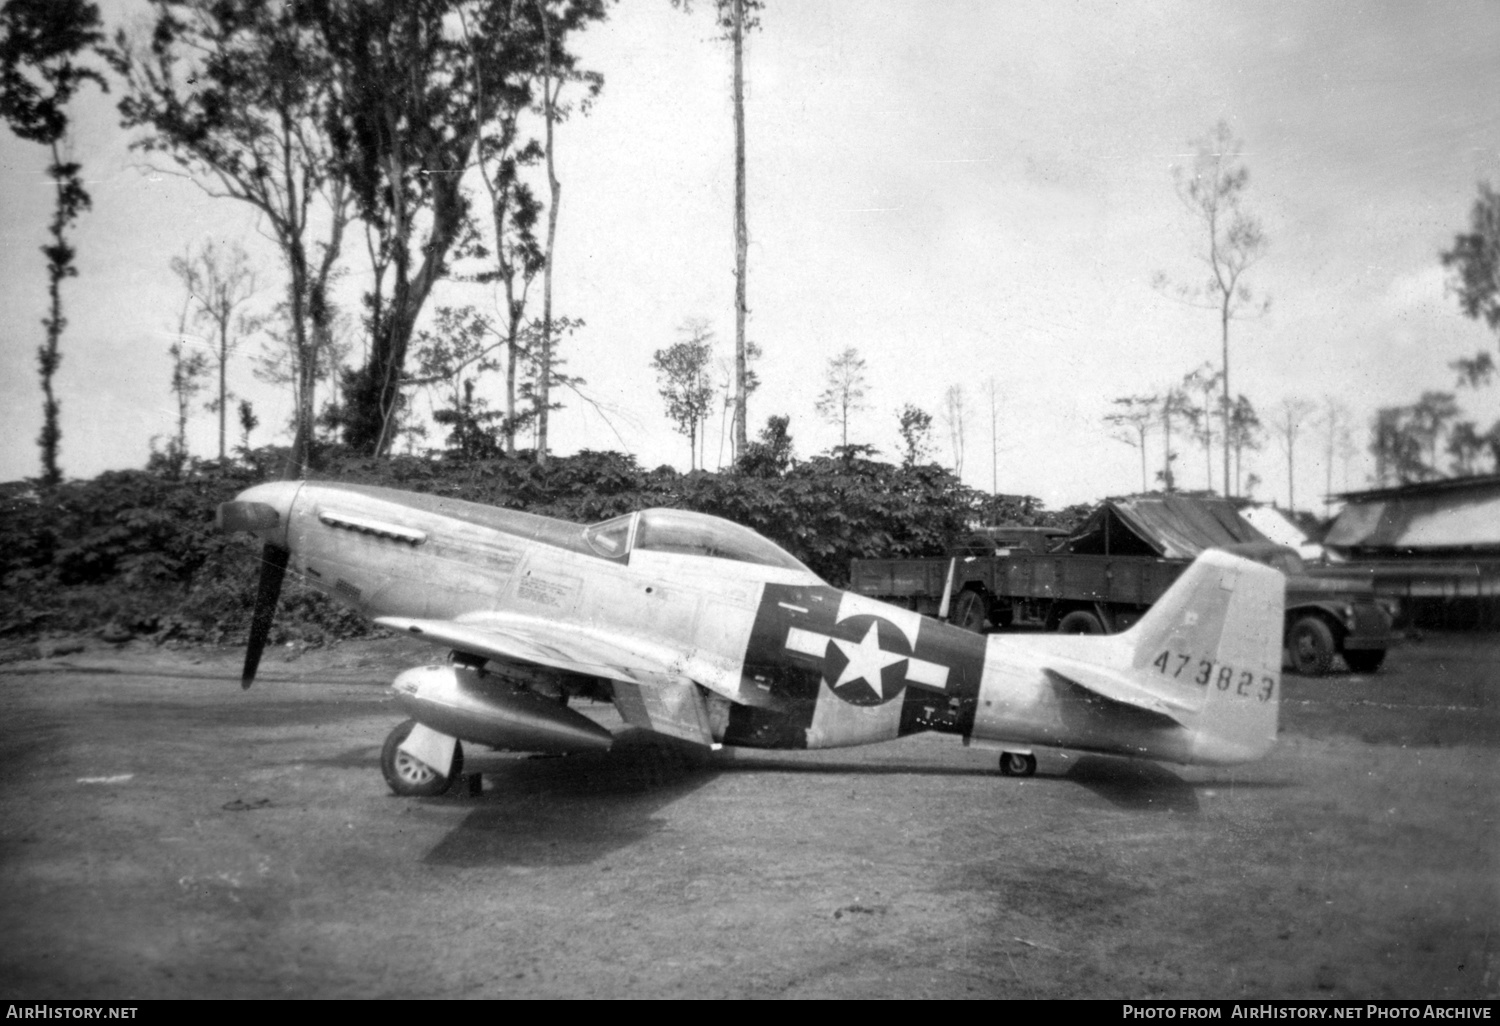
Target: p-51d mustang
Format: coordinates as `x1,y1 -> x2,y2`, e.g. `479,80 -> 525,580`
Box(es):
218,480 -> 1283,795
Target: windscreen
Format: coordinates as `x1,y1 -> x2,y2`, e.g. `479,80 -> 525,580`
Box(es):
582,513 -> 633,558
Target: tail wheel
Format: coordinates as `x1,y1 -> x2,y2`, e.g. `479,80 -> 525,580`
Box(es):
1287,616 -> 1336,677
381,719 -> 463,797
952,590 -> 988,633
1057,610 -> 1105,635
999,751 -> 1037,777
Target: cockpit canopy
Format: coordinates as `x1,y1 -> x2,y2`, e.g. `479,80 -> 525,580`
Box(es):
583,508 -> 813,574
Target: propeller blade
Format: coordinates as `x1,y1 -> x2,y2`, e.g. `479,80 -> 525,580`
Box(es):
243,543 -> 290,689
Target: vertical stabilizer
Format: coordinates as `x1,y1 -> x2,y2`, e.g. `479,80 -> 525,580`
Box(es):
1120,549 -> 1283,763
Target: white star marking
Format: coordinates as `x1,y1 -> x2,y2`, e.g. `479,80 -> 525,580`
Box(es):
830,621 -> 908,699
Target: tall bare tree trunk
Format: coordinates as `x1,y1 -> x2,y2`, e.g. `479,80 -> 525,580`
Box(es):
1221,301 -> 1231,497
536,0 -> 560,467
731,0 -> 748,460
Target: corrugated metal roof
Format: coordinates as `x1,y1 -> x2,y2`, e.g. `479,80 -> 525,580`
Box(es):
1065,495 -> 1269,559
1325,481 -> 1500,551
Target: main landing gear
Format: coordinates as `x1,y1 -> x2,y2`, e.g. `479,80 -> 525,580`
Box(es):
381,719 -> 465,797
998,750 -> 1037,777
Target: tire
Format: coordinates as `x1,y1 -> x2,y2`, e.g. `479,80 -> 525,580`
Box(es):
1343,649 -> 1387,674
952,590 -> 988,633
999,752 -> 1037,777
1287,616 -> 1336,677
381,719 -> 463,797
1057,610 -> 1105,635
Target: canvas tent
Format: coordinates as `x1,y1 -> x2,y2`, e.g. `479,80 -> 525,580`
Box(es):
1061,494 -> 1268,559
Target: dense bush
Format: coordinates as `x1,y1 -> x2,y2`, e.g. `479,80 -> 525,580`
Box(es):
0,445 -> 1083,645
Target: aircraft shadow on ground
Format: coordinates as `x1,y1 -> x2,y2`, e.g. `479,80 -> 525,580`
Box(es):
1061,755 -> 1292,812
1061,755 -> 1202,813
320,732 -> 1298,865
420,730 -> 722,868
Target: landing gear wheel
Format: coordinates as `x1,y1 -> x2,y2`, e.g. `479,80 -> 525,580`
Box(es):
1343,649 -> 1387,674
952,590 -> 988,633
1287,616 -> 1336,677
381,719 -> 463,797
999,751 -> 1037,777
1057,610 -> 1105,635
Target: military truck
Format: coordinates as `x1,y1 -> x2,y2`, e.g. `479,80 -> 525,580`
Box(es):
850,496 -> 1398,676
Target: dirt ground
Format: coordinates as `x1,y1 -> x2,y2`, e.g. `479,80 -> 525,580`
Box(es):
0,632 -> 1495,1000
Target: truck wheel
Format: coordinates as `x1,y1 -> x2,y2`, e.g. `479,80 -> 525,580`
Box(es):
381,719 -> 463,797
1343,649 -> 1386,674
1287,616 -> 1335,677
1057,610 -> 1105,635
952,591 -> 987,633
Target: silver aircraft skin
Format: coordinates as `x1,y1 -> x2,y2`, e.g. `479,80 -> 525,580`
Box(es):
219,479 -> 1284,794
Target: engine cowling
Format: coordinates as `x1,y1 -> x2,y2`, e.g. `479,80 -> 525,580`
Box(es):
392,664 -> 614,754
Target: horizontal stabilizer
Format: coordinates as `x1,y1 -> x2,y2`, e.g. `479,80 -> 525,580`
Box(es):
1042,665 -> 1190,729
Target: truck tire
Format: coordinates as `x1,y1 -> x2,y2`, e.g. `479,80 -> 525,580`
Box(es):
1343,649 -> 1386,674
1287,615 -> 1336,677
1057,610 -> 1105,635
952,590 -> 988,633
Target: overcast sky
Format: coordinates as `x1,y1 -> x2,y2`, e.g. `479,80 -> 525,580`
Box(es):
2,0 -> 1498,512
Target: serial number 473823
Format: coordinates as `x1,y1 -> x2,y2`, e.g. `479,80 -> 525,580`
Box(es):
1152,650 -> 1274,702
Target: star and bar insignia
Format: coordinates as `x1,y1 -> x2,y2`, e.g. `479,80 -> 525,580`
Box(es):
783,592 -> 949,706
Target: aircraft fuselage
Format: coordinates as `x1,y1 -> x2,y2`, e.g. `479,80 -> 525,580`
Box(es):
226,479 -> 1281,770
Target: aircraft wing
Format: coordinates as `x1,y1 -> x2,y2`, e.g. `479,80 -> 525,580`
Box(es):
375,612 -> 728,747
377,612 -> 682,687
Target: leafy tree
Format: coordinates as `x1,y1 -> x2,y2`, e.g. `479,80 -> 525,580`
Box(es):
1181,362 -> 1223,490
1269,397 -> 1316,511
1440,182 -> 1500,384
713,340 -> 761,469
1104,394 -> 1156,493
171,241 -> 259,460
460,4 -> 546,457
736,414 -> 794,478
166,338 -> 209,475
816,347 -> 869,448
409,305 -> 506,457
1369,406 -> 1423,486
1451,352 -> 1494,390
1227,393 -> 1262,498
1154,122 -> 1270,497
0,0 -> 105,486
111,0 -> 351,456
1408,390 -> 1461,474
1445,420 -> 1494,476
896,404 -> 934,467
254,302 -> 354,445
652,320 -> 717,470
237,400 -> 259,454
1155,384 -> 1193,492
